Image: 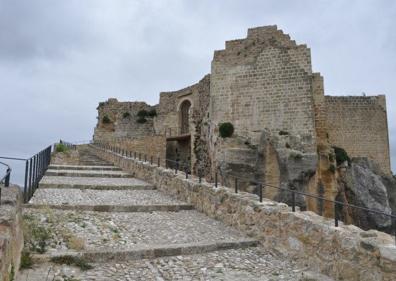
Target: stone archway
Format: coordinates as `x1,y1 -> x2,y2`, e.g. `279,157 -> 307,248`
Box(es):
179,99 -> 191,135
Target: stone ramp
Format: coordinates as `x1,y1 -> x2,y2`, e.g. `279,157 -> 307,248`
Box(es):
39,176 -> 154,190
26,189 -> 193,212
23,209 -> 255,254
19,248 -> 306,281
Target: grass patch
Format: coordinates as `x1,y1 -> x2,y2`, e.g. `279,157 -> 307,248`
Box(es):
20,250 -> 33,270
23,215 -> 52,254
55,143 -> 68,153
51,255 -> 93,271
136,116 -> 147,124
102,115 -> 111,124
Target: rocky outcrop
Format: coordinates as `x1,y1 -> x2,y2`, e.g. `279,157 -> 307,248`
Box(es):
336,158 -> 394,232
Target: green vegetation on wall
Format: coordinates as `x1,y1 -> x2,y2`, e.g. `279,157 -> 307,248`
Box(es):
219,122 -> 234,138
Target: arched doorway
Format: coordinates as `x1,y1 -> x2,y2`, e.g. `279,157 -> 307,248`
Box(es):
179,100 -> 191,135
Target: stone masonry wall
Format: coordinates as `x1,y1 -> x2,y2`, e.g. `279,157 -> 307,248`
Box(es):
325,95 -> 391,174
210,26 -> 317,153
89,144 -> 396,281
0,186 -> 23,281
93,98 -> 156,141
101,135 -> 167,167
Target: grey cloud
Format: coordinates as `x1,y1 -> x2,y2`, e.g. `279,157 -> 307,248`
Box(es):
0,0 -> 395,185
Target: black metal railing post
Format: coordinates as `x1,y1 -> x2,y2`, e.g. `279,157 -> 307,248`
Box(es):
23,160 -> 28,202
259,183 -> 263,202
334,201 -> 339,227
235,178 -> 238,193
185,164 -> 188,179
215,172 -> 218,188
4,168 -> 10,187
158,157 -> 160,167
175,160 -> 179,174
292,191 -> 296,212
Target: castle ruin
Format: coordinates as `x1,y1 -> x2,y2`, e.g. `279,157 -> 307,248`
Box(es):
93,26 -> 394,231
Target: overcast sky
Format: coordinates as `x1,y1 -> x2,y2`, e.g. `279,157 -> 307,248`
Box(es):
0,0 -> 395,184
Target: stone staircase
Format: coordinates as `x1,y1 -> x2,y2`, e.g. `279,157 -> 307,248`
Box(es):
18,151 -> 309,280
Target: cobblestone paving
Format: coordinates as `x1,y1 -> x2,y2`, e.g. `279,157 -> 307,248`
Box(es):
18,154 -> 311,281
23,209 -> 250,253
49,164 -> 119,171
29,189 -> 184,206
40,176 -> 152,189
19,248 -> 305,281
46,169 -> 134,178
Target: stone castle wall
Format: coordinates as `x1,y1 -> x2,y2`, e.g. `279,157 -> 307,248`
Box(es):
93,98 -> 156,141
325,95 -> 391,174
209,26 -> 317,153
100,135 -> 167,167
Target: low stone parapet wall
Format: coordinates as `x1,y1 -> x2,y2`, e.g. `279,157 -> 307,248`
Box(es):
0,186 -> 23,281
89,145 -> 396,281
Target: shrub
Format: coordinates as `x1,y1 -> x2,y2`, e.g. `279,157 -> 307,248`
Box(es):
279,130 -> 289,136
219,122 -> 234,138
136,117 -> 147,124
137,109 -> 148,117
51,255 -> 93,271
122,112 -> 130,118
285,143 -> 291,149
55,143 -> 68,153
20,250 -> 33,269
332,146 -> 350,165
102,115 -> 111,124
147,109 -> 157,117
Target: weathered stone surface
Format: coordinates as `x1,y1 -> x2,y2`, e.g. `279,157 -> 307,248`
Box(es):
344,159 -> 393,230
0,186 -> 23,281
89,145 -> 396,280
19,248 -> 307,281
39,176 -> 153,190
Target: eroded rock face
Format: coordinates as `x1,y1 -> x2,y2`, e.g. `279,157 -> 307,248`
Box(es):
343,159 -> 393,231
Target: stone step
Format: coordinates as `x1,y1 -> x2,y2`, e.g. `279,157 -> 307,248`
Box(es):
45,169 -> 134,178
19,247 -> 307,281
25,203 -> 194,212
32,239 -> 259,263
39,176 -> 154,190
27,189 -> 194,212
48,164 -> 121,171
23,209 -> 255,256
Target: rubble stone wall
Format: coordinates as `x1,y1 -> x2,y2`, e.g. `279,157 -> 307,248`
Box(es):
93,98 -> 156,141
0,187 -> 23,281
89,145 -> 396,281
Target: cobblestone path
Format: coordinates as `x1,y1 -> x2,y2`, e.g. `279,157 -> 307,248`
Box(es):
18,152 -> 310,281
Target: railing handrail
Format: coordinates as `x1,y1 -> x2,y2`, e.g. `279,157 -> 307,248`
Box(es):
90,141 -> 396,243
0,161 -> 11,186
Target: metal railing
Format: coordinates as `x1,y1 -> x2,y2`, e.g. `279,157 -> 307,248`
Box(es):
0,161 -> 11,187
92,141 -> 396,244
0,145 -> 52,203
